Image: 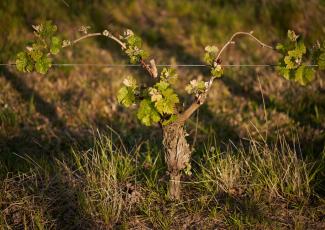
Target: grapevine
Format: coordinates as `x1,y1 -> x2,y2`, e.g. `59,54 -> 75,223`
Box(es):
15,21 -> 325,199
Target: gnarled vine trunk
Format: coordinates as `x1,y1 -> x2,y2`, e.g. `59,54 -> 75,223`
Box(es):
162,122 -> 191,199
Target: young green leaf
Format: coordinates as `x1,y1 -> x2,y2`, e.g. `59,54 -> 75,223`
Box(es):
35,56 -> 52,74
155,81 -> 170,92
318,52 -> 325,70
137,99 -> 161,126
154,88 -> 179,115
284,55 -> 297,69
211,64 -> 223,78
294,65 -> 315,86
138,49 -> 148,59
16,52 -> 28,72
38,21 -> 57,39
276,43 -> 286,53
204,45 -> 218,65
160,68 -> 178,84
16,52 -> 34,73
127,35 -> 142,47
185,79 -> 207,95
296,40 -> 306,55
276,66 -> 292,80
122,76 -> 138,90
149,88 -> 163,102
50,36 -> 62,55
288,30 -> 299,42
129,55 -> 139,64
29,45 -> 43,61
122,30 -> 148,64
117,86 -> 136,107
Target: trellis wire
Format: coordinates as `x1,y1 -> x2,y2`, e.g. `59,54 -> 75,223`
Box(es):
0,63 -> 319,67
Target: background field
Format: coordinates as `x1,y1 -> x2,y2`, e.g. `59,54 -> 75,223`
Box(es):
0,0 -> 324,229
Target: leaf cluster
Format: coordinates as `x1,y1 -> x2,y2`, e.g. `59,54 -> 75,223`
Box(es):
121,29 -> 148,64
204,45 -> 223,78
137,99 -> 161,126
160,67 -> 178,84
117,76 -> 138,107
16,21 -> 62,74
312,41 -> 325,71
185,79 -> 207,96
149,81 -> 179,115
117,68 -> 180,126
138,68 -> 179,126
276,30 -> 323,85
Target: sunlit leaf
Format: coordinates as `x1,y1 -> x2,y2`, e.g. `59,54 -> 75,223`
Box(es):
288,30 -> 298,41
38,21 -> 57,39
117,86 -> 136,107
30,45 -> 43,61
35,56 -> 52,74
294,65 -> 315,86
318,52 -> 325,70
50,36 -> 62,55
155,88 -> 179,115
137,99 -> 161,126
16,52 -> 34,73
160,68 -> 178,84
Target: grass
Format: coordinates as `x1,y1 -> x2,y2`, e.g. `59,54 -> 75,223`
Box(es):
0,131 -> 324,229
0,0 -> 325,229
197,137 -> 322,199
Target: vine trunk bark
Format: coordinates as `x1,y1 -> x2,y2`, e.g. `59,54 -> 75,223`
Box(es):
162,122 -> 191,200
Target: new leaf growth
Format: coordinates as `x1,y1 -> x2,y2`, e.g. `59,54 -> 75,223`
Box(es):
276,30 -> 324,85
16,21 -> 62,74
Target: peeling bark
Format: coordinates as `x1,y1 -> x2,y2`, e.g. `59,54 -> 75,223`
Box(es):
162,122 -> 191,199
